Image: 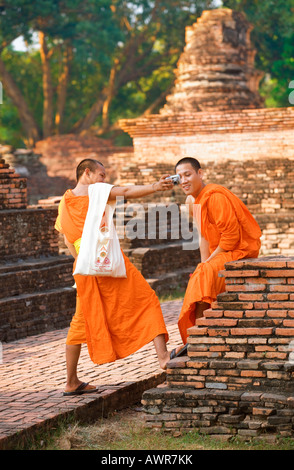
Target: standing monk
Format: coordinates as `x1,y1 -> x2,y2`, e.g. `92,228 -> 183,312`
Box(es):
175,157 -> 262,345
55,158 -> 182,396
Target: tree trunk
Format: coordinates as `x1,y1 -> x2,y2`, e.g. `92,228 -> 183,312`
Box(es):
0,57 -> 41,146
142,84 -> 173,116
71,1 -> 161,134
55,43 -> 73,133
39,31 -> 54,138
101,60 -> 118,131
71,90 -> 108,134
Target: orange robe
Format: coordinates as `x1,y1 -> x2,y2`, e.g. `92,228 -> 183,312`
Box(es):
178,184 -> 261,344
55,189 -> 168,365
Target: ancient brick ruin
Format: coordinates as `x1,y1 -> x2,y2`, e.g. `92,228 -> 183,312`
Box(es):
143,257 -> 294,438
162,9 -> 264,114
0,159 -> 75,342
0,158 -> 27,209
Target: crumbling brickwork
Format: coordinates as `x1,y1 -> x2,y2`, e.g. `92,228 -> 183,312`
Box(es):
143,257 -> 294,438
0,158 -> 27,209
0,159 -> 76,342
162,9 -> 264,113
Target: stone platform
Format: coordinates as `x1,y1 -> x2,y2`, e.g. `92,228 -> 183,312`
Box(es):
143,257 -> 294,438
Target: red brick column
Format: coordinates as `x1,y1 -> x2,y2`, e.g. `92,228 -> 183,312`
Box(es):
143,257 -> 294,438
0,159 -> 27,209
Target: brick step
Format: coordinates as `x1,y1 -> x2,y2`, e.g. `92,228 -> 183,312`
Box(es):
128,241 -> 200,278
119,228 -> 191,249
142,385 -> 294,437
0,286 -> 76,342
165,350 -> 294,393
142,256 -> 294,436
0,255 -> 74,299
147,267 -> 194,296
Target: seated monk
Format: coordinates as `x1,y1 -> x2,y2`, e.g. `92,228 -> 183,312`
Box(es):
175,157 -> 262,347
55,158 -> 184,396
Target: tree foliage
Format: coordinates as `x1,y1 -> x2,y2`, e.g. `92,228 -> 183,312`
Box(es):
0,0 -> 213,146
222,0 -> 294,108
0,1 -> 292,147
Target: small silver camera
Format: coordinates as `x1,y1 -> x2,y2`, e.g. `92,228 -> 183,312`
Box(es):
166,174 -> 181,185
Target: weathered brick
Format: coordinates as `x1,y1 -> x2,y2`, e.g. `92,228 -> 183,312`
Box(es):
261,270 -> 294,277
230,327 -> 273,336
187,326 -> 208,336
223,270 -> 260,278
207,328 -> 230,337
223,310 -> 244,318
241,370 -> 265,378
225,284 -> 266,292
275,328 -> 294,336
267,310 -> 288,317
269,301 -> 294,309
238,293 -> 264,301
196,318 -> 237,327
244,310 -> 266,317
252,407 -> 275,416
267,293 -> 289,301
283,319 -> 294,327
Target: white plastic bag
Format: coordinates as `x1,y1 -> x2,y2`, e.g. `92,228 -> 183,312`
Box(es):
73,183 -> 126,277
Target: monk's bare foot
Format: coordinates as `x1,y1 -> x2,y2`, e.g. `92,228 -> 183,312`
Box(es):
159,351 -> 171,370
159,347 -> 184,370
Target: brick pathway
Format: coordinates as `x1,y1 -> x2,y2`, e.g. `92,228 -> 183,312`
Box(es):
0,299 -> 183,449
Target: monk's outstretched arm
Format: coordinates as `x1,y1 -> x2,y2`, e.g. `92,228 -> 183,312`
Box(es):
108,175 -> 173,201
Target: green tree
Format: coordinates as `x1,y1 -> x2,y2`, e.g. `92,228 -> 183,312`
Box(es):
222,0 -> 294,107
0,0 -> 121,145
0,0 -> 213,146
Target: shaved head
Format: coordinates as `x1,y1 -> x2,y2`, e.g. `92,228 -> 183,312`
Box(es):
76,159 -> 104,182
175,157 -> 201,173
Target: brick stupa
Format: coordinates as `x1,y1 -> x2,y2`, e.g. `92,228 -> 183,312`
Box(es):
162,8 -> 264,114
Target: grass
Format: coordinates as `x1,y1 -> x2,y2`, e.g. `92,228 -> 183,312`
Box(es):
157,288 -> 185,303
26,405 -> 294,451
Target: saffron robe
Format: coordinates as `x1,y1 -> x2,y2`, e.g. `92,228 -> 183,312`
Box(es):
178,184 -> 261,344
55,189 -> 168,365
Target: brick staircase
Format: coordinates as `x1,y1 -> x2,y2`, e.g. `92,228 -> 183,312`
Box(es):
0,256 -> 75,342
142,257 -> 294,438
0,159 -> 76,342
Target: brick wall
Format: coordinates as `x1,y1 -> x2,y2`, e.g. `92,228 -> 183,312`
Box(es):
0,203 -> 77,342
119,107 -> 294,165
143,257 -> 294,438
0,207 -> 59,261
113,157 -> 294,257
114,157 -> 294,212
0,159 -> 27,209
